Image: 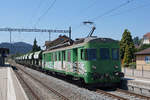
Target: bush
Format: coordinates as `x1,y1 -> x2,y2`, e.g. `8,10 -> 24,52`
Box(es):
129,62 -> 136,69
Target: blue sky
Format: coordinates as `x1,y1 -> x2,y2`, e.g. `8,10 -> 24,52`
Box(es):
0,0 -> 150,47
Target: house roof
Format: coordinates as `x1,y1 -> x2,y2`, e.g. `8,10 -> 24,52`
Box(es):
143,32 -> 150,38
45,35 -> 73,48
135,47 -> 150,55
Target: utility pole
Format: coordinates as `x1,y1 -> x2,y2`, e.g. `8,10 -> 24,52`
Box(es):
9,31 -> 12,54
10,31 -> 11,43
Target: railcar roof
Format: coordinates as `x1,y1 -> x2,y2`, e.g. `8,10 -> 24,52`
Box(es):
43,37 -> 117,54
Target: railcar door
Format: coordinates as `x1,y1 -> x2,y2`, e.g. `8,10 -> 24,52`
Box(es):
62,51 -> 66,69
73,48 -> 78,73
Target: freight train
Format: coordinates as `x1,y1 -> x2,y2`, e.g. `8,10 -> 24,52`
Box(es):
15,37 -> 124,87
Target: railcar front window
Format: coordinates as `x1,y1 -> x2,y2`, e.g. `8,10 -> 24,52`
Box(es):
100,48 -> 110,59
87,49 -> 97,60
112,48 -> 119,60
81,49 -> 97,60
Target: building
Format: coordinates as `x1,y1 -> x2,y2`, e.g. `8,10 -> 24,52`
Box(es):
143,32 -> 150,44
45,35 -> 73,50
0,48 -> 9,65
135,47 -> 150,71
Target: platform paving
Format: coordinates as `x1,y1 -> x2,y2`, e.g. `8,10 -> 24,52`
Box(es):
0,66 -> 28,100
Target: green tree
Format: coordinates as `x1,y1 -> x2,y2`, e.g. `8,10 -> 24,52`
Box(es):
123,45 -> 133,66
32,38 -> 41,52
120,29 -> 135,64
138,44 -> 150,51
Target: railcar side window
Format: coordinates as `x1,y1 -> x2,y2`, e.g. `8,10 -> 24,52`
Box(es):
100,48 -> 110,59
81,49 -> 84,60
55,53 -> 57,61
63,51 -> 66,61
112,48 -> 119,60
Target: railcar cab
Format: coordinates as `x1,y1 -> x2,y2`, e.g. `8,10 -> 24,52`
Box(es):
78,37 -> 124,84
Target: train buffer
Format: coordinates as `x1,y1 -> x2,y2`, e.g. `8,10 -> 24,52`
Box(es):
0,66 -> 28,100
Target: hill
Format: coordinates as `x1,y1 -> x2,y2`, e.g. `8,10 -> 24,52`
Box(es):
0,42 -> 32,54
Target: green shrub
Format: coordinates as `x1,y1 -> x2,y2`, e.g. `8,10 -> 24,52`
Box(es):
129,62 -> 136,69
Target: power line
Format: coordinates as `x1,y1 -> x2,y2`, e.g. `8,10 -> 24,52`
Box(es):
109,2 -> 150,17
90,0 -> 134,21
34,0 -> 57,27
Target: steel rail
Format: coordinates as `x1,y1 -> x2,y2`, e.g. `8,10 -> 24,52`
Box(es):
15,65 -> 69,100
14,69 -> 40,100
117,88 -> 150,99
96,89 -> 128,100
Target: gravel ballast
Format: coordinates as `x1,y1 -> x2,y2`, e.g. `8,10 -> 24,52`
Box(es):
13,62 -> 114,100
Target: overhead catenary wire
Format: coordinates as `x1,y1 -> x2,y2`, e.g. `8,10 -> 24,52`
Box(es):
34,0 -> 57,27
90,0 -> 134,21
73,0 -> 134,32
28,0 -> 44,27
109,2 -> 150,17
79,0 -> 98,14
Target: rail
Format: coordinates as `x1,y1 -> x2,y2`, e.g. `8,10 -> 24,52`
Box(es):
96,89 -> 127,100
116,88 -> 150,99
14,68 -> 40,100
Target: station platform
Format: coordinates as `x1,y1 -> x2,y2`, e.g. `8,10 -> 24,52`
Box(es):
0,66 -> 28,100
122,76 -> 150,96
123,76 -> 150,89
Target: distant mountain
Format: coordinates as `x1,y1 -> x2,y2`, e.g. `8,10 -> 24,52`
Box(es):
0,42 -> 32,54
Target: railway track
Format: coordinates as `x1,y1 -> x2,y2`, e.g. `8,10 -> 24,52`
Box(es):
96,88 -> 150,100
14,65 -> 69,100
116,89 -> 150,100
14,68 -> 40,100
96,89 -> 128,100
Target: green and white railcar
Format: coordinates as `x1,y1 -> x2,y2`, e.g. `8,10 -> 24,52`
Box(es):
42,37 -> 123,85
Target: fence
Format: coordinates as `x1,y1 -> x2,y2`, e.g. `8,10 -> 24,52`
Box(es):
122,64 -> 150,79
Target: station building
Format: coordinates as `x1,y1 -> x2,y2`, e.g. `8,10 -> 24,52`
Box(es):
135,47 -> 150,71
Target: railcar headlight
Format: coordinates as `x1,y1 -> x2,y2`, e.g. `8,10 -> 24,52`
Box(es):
115,72 -> 119,76
114,65 -> 119,69
92,65 -> 96,70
